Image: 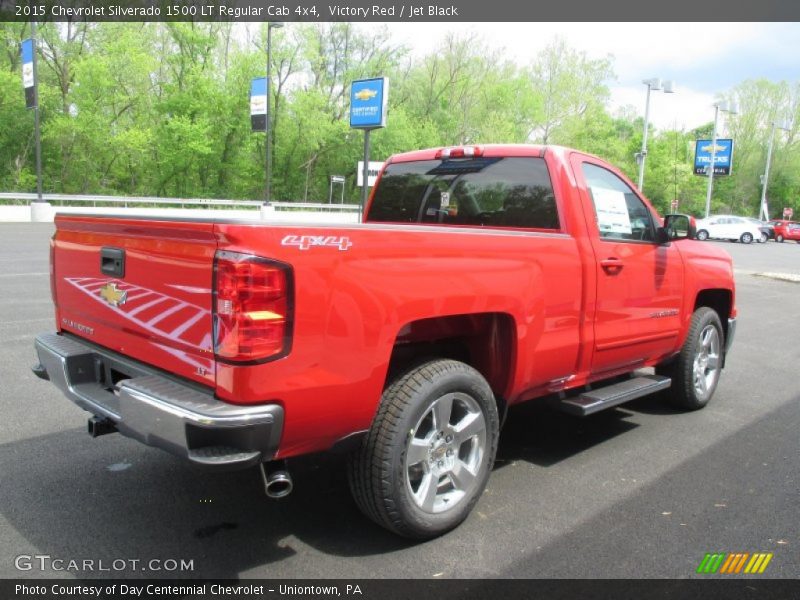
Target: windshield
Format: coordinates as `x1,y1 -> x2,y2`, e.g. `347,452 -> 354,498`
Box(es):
367,157 -> 559,230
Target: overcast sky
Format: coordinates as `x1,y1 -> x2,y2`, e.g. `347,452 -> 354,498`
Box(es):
379,22 -> 800,132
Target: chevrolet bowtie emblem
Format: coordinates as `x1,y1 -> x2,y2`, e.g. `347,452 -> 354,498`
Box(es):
99,282 -> 127,307
354,88 -> 377,101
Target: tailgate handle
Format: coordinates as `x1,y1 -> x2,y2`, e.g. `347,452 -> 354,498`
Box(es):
100,247 -> 125,278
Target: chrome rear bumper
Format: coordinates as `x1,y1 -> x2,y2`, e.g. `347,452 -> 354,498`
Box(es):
33,333 -> 283,469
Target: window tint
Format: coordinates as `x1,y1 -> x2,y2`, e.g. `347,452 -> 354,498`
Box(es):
367,157 -> 559,229
580,163 -> 656,242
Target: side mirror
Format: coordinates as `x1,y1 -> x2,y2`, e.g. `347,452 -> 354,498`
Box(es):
661,213 -> 696,242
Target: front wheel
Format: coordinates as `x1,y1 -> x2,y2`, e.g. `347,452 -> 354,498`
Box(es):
656,307 -> 724,410
759,232 -> 768,243
348,359 -> 499,539
740,232 -> 754,244
777,234 -> 784,242
696,230 -> 709,241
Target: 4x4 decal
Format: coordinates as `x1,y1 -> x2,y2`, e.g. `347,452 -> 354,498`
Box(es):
281,235 -> 353,251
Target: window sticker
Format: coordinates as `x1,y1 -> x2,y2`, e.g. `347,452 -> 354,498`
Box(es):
440,192 -> 450,208
592,187 -> 632,235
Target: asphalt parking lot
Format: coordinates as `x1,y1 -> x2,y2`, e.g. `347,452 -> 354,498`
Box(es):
0,224 -> 797,579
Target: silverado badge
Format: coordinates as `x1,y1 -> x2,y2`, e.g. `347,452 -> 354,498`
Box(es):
99,282 -> 127,307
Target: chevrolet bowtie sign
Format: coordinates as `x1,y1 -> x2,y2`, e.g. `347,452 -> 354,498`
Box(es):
250,77 -> 267,132
694,138 -> 734,176
350,77 -> 388,129
20,38 -> 35,109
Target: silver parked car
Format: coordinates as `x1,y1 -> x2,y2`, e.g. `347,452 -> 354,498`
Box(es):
695,215 -> 764,244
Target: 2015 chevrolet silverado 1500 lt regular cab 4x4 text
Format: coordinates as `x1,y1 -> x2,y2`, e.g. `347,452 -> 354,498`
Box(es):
33,145 -> 736,539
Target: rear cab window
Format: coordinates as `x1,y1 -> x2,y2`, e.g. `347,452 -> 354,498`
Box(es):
366,156 -> 560,231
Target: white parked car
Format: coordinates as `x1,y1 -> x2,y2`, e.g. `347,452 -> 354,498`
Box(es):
695,215 -> 763,244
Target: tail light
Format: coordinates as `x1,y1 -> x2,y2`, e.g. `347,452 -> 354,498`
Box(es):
49,236 -> 57,305
213,251 -> 294,364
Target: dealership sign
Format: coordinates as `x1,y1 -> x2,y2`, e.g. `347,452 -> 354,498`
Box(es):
694,138 -> 734,176
250,77 -> 267,132
350,77 -> 388,129
21,38 -> 35,109
356,161 -> 384,187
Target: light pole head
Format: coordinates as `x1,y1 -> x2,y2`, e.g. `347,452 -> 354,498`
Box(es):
718,100 -> 739,115
662,80 -> 675,93
269,22 -> 284,29
642,77 -> 662,90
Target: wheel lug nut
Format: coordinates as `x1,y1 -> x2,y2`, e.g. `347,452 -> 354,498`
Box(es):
445,435 -> 453,443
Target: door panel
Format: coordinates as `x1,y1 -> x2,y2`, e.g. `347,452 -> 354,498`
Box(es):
571,158 -> 684,374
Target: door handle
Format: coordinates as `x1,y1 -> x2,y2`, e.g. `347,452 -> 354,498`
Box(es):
600,257 -> 624,272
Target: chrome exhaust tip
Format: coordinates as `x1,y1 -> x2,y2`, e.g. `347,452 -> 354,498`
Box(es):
259,461 -> 293,499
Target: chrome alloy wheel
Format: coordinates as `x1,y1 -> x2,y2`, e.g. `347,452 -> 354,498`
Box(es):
404,392 -> 487,514
693,324 -> 721,401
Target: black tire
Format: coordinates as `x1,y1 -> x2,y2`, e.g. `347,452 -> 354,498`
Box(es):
759,232 -> 768,243
656,307 -> 724,410
777,234 -> 784,242
348,359 -> 499,539
696,230 -> 709,241
740,232 -> 753,244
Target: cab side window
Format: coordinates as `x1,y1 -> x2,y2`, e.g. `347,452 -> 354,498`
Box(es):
581,163 -> 656,242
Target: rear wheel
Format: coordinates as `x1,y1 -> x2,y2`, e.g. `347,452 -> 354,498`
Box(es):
348,359 -> 499,539
657,307 -> 724,410
696,230 -> 709,241
759,232 -> 768,243
777,234 -> 784,242
740,232 -> 753,244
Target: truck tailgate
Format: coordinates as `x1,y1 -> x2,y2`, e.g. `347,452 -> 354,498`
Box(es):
53,215 -> 217,387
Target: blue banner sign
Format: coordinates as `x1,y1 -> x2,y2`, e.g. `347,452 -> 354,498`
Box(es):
250,77 -> 267,132
694,138 -> 734,176
350,77 -> 388,129
21,38 -> 35,108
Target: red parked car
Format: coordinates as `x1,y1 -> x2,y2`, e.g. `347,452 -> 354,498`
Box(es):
768,219 -> 800,242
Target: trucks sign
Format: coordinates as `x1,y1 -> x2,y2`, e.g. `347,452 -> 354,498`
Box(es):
694,138 -> 734,176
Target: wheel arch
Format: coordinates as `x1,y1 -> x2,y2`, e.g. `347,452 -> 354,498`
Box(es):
694,288 -> 732,343
384,312 -> 517,417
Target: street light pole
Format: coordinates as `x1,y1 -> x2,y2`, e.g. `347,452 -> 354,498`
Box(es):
703,100 -> 738,219
759,120 -> 791,221
637,78 -> 674,191
265,22 -> 283,205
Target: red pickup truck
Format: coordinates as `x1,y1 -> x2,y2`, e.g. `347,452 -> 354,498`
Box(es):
33,145 -> 736,539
